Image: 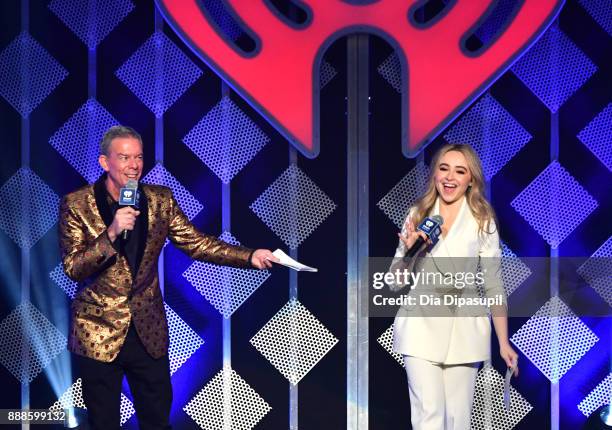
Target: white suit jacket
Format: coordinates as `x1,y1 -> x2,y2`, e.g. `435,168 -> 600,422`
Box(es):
390,197 -> 505,364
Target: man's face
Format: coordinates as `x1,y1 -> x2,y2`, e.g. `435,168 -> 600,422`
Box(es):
99,136 -> 143,194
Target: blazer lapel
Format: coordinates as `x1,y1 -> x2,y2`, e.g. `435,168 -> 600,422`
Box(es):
134,186 -> 155,285
133,185 -> 148,279
93,175 -> 114,228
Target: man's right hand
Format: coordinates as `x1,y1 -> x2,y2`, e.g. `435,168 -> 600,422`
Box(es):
108,207 -> 140,242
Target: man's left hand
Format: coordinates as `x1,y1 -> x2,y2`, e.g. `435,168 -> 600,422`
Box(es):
251,249 -> 279,269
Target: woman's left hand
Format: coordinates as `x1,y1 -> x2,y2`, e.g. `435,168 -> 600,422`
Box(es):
500,343 -> 519,377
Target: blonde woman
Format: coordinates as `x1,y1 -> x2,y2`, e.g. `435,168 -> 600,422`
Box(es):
389,144 -> 519,429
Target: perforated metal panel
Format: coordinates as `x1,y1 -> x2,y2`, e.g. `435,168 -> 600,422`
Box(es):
49,378 -> 85,412
512,26 -> 597,113
250,299 -> 338,385
48,0 -> 134,49
578,103 -> 611,171
578,0 -> 612,35
377,53 -> 402,94
470,363 -> 533,430
49,98 -> 118,183
49,262 -> 78,299
0,167 -> 60,249
500,241 -> 532,297
165,303 -> 205,375
0,302 -> 66,384
142,163 -> 204,220
473,0 -> 519,45
204,0 -> 244,41
444,93 -> 532,180
116,32 -> 202,117
376,323 -> 403,366
183,231 -> 270,318
183,97 -> 269,183
510,296 -> 598,383
320,60 -> 337,89
49,378 -> 136,425
183,366 -> 271,430
0,33 -> 68,117
511,161 -> 598,248
577,235 -> 612,308
250,164 -> 337,249
578,373 -> 612,417
377,162 -> 428,229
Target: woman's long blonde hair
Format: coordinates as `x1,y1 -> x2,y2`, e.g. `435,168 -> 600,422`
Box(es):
412,144 -> 497,234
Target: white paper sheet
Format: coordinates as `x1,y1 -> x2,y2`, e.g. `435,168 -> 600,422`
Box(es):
270,249 -> 318,272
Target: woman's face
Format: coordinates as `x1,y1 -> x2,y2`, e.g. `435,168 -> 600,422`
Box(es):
434,150 -> 472,204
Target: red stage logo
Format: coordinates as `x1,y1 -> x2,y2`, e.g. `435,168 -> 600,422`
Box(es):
156,0 -> 563,158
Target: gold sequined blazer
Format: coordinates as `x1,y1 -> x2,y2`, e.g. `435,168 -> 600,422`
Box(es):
59,177 -> 253,362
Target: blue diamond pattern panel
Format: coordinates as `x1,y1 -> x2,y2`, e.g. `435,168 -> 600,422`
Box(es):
50,262 -> 78,299
510,296 -> 599,383
116,32 -> 202,117
578,0 -> 612,36
377,53 -> 402,94
0,33 -> 68,117
377,162 -> 429,229
0,302 -> 67,384
250,164 -> 337,249
0,167 -> 60,249
142,163 -> 204,220
511,26 -> 597,113
578,103 -> 612,171
49,98 -> 119,183
49,0 -> 134,49
205,0 -> 244,41
500,241 -> 532,297
511,161 -> 598,248
577,235 -> 612,308
578,373 -> 612,417
320,60 -> 337,89
165,303 -> 204,375
183,232 -> 270,318
444,93 -> 532,180
183,97 -> 270,184
473,0 -> 520,45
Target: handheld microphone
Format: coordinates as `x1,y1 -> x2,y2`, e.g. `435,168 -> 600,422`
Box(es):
403,215 -> 444,261
118,179 -> 139,240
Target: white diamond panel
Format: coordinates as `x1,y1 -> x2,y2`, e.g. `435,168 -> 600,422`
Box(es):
250,299 -> 338,385
184,366 -> 271,430
510,296 -> 598,383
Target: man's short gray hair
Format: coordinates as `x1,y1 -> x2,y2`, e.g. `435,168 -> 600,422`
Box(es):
100,125 -> 143,156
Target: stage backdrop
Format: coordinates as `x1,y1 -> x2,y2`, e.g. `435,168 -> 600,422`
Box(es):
0,1 -> 610,429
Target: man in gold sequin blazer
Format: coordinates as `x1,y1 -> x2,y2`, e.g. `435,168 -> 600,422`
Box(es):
59,126 -> 277,430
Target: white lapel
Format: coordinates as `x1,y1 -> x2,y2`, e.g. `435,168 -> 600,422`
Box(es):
429,196 -> 469,258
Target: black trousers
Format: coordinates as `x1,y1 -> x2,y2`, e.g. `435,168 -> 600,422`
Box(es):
75,324 -> 172,430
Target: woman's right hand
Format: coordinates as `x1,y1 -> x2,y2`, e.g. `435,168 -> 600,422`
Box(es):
398,218 -> 430,251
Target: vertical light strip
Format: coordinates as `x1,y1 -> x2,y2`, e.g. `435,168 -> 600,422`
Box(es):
549,20 -> 560,430
87,0 -> 96,100
220,83 -> 232,430
289,149 -> 298,430
20,1 -> 31,428
550,109 -> 560,430
346,34 -> 369,430
154,8 -> 165,296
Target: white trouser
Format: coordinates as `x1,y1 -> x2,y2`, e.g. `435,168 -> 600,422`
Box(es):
403,355 -> 480,430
